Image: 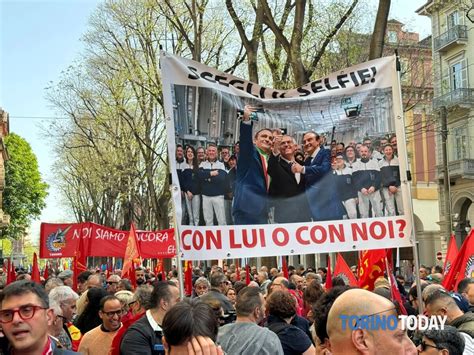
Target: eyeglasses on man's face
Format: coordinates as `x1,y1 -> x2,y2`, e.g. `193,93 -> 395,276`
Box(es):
418,340 -> 443,352
0,304 -> 47,323
102,309 -> 124,318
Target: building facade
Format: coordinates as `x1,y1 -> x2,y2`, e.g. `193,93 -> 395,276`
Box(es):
384,20 -> 441,267
418,1 -> 474,253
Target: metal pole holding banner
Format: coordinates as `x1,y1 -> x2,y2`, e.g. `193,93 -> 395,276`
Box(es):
170,184 -> 185,299
393,50 -> 424,315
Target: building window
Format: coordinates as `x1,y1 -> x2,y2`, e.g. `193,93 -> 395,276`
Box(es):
447,10 -> 460,29
388,30 -> 397,43
451,126 -> 468,160
450,59 -> 468,90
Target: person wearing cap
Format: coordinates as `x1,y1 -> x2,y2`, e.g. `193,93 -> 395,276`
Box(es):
333,154 -> 358,219
58,270 -> 74,288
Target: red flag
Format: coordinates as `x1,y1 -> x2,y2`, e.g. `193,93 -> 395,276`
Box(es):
333,253 -> 357,286
235,259 -> 241,281
129,261 -> 137,288
443,230 -> 474,291
106,259 -> 113,279
282,256 -> 289,279
184,260 -> 193,296
9,260 -> 16,284
245,264 -> 251,285
325,255 -> 332,289
72,232 -> 88,292
161,259 -> 166,281
43,261 -> 49,280
384,258 -> 407,315
5,259 -> 10,285
443,234 -> 458,275
121,223 -> 141,280
155,258 -> 166,281
31,253 -> 41,283
358,249 -> 387,291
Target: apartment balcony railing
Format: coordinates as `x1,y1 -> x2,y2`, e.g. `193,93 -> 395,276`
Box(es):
437,159 -> 474,180
433,25 -> 468,52
433,88 -> 474,110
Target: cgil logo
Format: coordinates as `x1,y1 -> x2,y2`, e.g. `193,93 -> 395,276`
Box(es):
339,315 -> 447,331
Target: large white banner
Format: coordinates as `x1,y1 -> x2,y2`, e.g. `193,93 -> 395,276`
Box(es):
161,52 -> 414,260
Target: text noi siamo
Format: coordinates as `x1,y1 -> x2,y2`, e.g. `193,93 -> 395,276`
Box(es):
339,314 -> 447,331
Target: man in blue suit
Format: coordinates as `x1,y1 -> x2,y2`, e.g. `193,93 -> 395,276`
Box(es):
232,106 -> 272,225
291,131 -> 344,221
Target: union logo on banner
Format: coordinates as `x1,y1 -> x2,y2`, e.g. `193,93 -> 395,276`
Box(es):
46,226 -> 71,253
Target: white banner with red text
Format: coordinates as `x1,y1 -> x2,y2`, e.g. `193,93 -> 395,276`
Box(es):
179,216 -> 411,260
161,52 -> 415,261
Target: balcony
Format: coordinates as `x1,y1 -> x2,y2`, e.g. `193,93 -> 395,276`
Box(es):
434,25 -> 468,52
437,159 -> 474,180
433,88 -> 474,110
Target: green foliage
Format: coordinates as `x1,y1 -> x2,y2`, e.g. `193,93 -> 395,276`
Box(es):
3,133 -> 48,239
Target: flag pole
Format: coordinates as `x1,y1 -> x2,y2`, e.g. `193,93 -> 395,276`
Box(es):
170,184 -> 185,299
393,50 -> 423,315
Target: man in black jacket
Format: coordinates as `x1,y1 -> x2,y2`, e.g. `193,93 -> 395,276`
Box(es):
268,134 -> 309,223
120,281 -> 179,355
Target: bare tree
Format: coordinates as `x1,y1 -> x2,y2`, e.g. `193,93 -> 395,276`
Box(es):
369,0 -> 391,59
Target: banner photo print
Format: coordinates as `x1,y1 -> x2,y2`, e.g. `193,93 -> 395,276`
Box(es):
161,52 -> 414,260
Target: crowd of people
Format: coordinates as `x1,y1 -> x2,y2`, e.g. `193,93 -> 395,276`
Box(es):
0,261 -> 472,354
176,105 -> 403,226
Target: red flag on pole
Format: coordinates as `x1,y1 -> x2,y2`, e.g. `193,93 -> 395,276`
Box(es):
72,232 -> 87,292
443,230 -> 474,291
9,260 -> 16,284
384,257 -> 407,315
121,223 -> 141,280
282,256 -> 289,279
245,264 -> 251,285
43,261 -> 49,280
129,261 -> 137,288
333,253 -> 358,286
325,255 -> 332,289
5,259 -> 10,285
443,234 -> 458,275
235,259 -> 241,281
31,253 -> 41,283
358,249 -> 387,291
106,259 -> 113,279
184,261 -> 193,296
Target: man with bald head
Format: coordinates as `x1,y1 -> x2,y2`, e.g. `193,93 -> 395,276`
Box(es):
327,288 -> 416,354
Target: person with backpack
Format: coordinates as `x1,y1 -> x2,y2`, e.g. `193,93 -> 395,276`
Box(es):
265,290 -> 315,355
